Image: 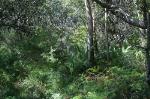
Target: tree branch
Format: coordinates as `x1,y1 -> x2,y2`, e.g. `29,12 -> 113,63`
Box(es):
93,0 -> 146,29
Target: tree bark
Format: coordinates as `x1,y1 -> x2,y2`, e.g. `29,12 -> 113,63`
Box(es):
141,0 -> 150,85
146,13 -> 150,85
104,8 -> 110,61
92,2 -> 99,60
84,0 -> 95,66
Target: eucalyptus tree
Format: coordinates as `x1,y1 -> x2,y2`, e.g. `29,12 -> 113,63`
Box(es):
84,0 -> 95,66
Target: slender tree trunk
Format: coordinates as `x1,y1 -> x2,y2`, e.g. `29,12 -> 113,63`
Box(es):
146,13 -> 150,85
84,0 -> 95,66
142,0 -> 150,85
104,8 -> 109,61
92,2 -> 99,60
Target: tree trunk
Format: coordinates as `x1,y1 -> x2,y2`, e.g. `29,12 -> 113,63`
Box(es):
142,0 -> 150,85
146,13 -> 150,85
84,0 -> 95,66
104,8 -> 110,61
92,2 -> 99,57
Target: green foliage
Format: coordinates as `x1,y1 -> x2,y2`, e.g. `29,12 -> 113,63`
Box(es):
61,65 -> 149,99
65,26 -> 87,73
0,0 -> 150,99
0,44 -> 13,66
102,66 -> 147,99
0,69 -> 11,97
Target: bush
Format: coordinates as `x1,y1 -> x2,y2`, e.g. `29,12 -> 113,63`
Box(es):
0,44 -> 13,67
61,65 -> 150,99
16,68 -> 62,98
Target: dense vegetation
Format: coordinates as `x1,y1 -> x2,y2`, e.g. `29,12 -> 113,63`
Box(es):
1,0 -> 150,99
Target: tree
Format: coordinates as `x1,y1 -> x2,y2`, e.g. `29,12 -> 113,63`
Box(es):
93,0 -> 150,84
0,0 -> 46,34
84,0 -> 95,66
